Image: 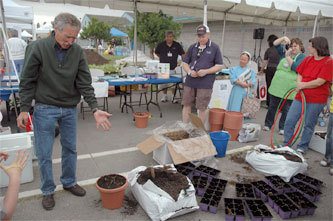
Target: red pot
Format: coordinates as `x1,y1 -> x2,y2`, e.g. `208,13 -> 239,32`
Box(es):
223,111 -> 243,129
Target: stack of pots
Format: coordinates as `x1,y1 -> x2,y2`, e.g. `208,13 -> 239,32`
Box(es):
209,108 -> 225,132
223,111 -> 243,141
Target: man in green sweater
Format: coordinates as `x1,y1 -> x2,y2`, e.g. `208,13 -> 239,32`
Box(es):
17,13 -> 111,211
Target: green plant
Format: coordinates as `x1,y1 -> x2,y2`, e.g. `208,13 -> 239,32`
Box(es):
128,10 -> 182,58
80,17 -> 111,49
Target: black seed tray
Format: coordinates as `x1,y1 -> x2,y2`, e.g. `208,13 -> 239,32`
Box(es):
251,180 -> 278,202
290,182 -> 322,202
174,162 -> 196,170
199,189 -> 223,214
285,192 -> 317,216
208,178 -> 228,192
264,176 -> 293,194
224,198 -> 246,221
268,194 -> 300,219
244,199 -> 273,221
175,165 -> 194,179
193,165 -> 221,179
236,183 -> 256,198
191,175 -> 209,197
292,173 -> 323,191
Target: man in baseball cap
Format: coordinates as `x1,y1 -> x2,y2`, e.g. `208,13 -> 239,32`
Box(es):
196,25 -> 210,36
182,24 -> 223,123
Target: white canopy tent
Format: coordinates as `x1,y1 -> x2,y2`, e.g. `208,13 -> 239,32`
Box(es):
2,0 -> 34,38
17,0 -> 333,66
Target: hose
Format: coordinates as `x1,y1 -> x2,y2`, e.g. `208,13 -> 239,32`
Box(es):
270,88 -> 306,149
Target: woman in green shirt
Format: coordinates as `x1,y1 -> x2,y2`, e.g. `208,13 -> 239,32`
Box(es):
263,38 -> 306,135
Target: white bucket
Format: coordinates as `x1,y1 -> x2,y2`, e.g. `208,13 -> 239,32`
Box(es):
0,133 -> 34,187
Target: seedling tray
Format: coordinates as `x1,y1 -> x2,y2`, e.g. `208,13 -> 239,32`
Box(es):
285,192 -> 317,216
224,198 -> 246,221
236,183 -> 256,198
268,194 -> 300,219
251,181 -> 278,202
265,176 -> 293,194
292,173 -> 323,191
244,199 -> 273,221
290,182 -> 322,202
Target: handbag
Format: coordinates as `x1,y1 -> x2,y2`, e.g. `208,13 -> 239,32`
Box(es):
241,88 -> 261,118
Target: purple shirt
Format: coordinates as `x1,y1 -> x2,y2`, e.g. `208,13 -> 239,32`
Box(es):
183,40 -> 223,89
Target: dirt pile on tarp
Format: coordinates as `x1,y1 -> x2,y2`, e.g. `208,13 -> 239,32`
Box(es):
137,166 -> 190,201
83,49 -> 109,65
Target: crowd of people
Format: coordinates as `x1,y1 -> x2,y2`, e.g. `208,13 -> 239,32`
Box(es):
0,11 -> 332,218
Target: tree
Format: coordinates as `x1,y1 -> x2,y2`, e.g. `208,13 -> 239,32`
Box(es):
80,17 -> 111,49
129,11 -> 182,58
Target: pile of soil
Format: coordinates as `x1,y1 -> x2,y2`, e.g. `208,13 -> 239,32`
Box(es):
259,149 -> 302,163
230,153 -> 246,164
163,130 -> 189,141
83,49 -> 109,65
97,174 -> 126,189
137,166 -> 190,201
121,195 -> 138,216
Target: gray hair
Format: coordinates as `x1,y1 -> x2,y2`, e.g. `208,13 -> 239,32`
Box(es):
54,13 -> 81,31
165,30 -> 174,37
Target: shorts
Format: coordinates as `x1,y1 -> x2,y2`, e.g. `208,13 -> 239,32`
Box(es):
182,85 -> 212,111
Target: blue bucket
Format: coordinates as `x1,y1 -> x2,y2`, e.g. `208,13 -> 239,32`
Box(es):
210,131 -> 230,157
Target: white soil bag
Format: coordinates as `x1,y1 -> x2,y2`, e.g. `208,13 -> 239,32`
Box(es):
245,145 -> 308,182
128,165 -> 198,221
238,123 -> 261,143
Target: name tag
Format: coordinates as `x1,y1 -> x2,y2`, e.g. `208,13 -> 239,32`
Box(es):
167,52 -> 172,57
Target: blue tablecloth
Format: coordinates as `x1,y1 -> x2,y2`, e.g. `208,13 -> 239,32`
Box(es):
0,86 -> 19,101
102,76 -> 182,86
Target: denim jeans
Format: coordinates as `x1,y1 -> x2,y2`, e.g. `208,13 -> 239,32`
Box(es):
326,113 -> 333,164
13,59 -> 24,74
33,103 -> 77,195
284,100 -> 325,151
264,94 -> 292,130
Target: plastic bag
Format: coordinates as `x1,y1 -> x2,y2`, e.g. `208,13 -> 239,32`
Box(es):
128,165 -> 198,221
245,144 -> 308,182
238,123 -> 261,143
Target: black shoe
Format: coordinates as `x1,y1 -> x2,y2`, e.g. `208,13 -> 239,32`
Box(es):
42,194 -> 55,210
63,184 -> 86,197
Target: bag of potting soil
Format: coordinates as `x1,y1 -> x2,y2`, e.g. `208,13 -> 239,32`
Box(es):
238,123 -> 261,143
128,165 -> 198,221
245,144 -> 308,182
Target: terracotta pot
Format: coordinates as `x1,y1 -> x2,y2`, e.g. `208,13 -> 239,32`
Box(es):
209,108 -> 225,125
133,112 -> 149,128
96,174 -> 128,210
210,123 -> 223,132
223,128 -> 240,141
223,111 -> 243,129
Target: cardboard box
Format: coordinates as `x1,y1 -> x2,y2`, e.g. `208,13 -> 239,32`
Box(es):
309,131 -> 326,155
137,114 -> 217,165
157,63 -> 170,79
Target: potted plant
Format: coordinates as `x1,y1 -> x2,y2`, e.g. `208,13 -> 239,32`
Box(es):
133,112 -> 149,128
96,174 -> 128,209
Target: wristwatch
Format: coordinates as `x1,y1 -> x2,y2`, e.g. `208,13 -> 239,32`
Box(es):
92,108 -> 99,114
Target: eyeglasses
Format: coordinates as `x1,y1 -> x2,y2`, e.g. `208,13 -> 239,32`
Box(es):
197,47 -> 204,58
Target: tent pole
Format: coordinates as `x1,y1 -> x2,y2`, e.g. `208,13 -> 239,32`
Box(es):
221,12 -> 226,54
312,14 -> 319,37
134,0 -> 138,68
203,0 -> 207,26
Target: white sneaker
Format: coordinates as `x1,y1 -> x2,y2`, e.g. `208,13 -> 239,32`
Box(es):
161,95 -> 168,102
320,159 -> 330,167
296,148 -> 305,154
330,168 -> 333,176
279,130 -> 284,135
263,126 -> 270,131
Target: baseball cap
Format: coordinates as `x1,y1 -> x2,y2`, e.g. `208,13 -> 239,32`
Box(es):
196,25 -> 210,36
